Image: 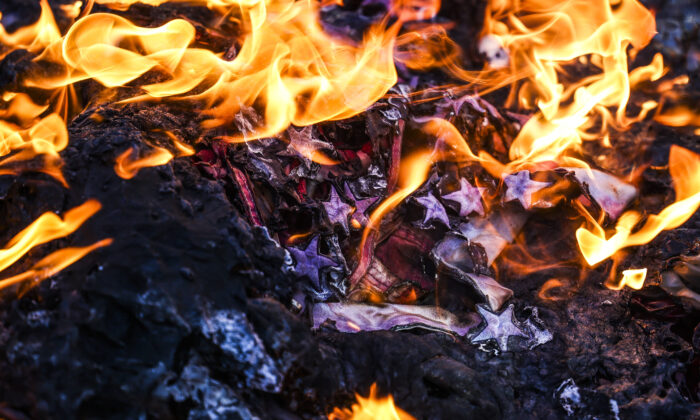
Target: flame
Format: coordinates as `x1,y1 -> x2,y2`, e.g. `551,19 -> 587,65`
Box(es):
362,151 -> 433,248
407,0 -> 665,171
0,200 -> 102,275
368,0 -> 698,272
394,0 -> 441,23
607,267 -> 647,290
0,94 -> 69,185
328,384 -> 415,420
395,24 -> 459,71
114,146 -> 174,179
0,7 -> 110,293
0,238 -> 112,291
495,0 -> 660,167
654,106 -> 700,127
22,0 -> 398,143
0,0 -> 62,59
577,146 -> 700,266
1,0 -> 695,300
165,132 -> 196,156
114,132 -> 195,179
60,2 -> 85,20
287,231 -> 313,245
538,278 -> 566,301
94,0 -> 248,9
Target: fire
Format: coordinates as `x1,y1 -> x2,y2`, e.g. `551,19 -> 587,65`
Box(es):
23,0 -> 399,143
608,268 -> 647,290
0,0 -> 403,291
0,238 -> 113,291
0,93 -> 69,185
114,132 -> 196,179
365,0 -> 699,273
362,151 -> 433,248
654,106 -> 700,127
115,146 -> 175,179
328,384 -> 415,420
0,200 -> 108,291
577,146 -> 700,266
481,0 -> 662,168
0,0 -> 62,59
538,279 -> 566,301
0,3 -> 115,292
0,0 -> 694,300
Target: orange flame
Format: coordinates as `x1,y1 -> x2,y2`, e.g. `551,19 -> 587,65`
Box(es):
362,151 -> 433,248
0,94 -> 69,185
538,278 -> 567,301
425,0 -> 665,170
328,384 -> 415,420
0,238 -> 112,291
0,0 -> 62,59
1,0 -> 695,299
114,132 -> 195,179
366,0 -> 697,273
0,200 -> 103,276
654,106 -> 700,127
577,146 -> 700,266
59,1 -> 86,20
23,0 -> 398,143
114,146 -> 175,179
607,267 -> 647,290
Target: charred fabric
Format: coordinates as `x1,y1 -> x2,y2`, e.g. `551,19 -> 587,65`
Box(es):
0,0 -> 699,418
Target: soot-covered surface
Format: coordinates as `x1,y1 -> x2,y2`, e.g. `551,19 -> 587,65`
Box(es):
0,0 -> 699,419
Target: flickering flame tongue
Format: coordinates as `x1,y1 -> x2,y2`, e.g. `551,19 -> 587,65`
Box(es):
0,200 -> 101,273
577,146 -> 700,266
328,384 -> 415,420
0,0 -> 61,58
0,201 -> 109,291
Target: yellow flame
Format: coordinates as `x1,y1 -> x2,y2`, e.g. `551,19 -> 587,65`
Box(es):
114,145 -> 175,179
401,0 -> 664,170
328,384 -> 415,420
0,0 -> 62,59
60,1 -> 85,20
608,267 -> 647,290
0,238 -> 112,291
577,146 -> 700,266
114,132 -> 195,179
654,106 -> 700,127
0,94 -> 69,185
494,0 -> 660,166
367,0 -> 698,271
22,0 -> 398,143
2,0 -> 696,294
362,151 -> 433,248
0,200 -> 102,275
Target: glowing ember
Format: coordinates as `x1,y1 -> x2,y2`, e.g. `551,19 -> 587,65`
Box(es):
328,384 -> 415,420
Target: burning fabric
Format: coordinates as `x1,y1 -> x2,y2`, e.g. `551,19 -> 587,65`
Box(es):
0,0 -> 698,418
